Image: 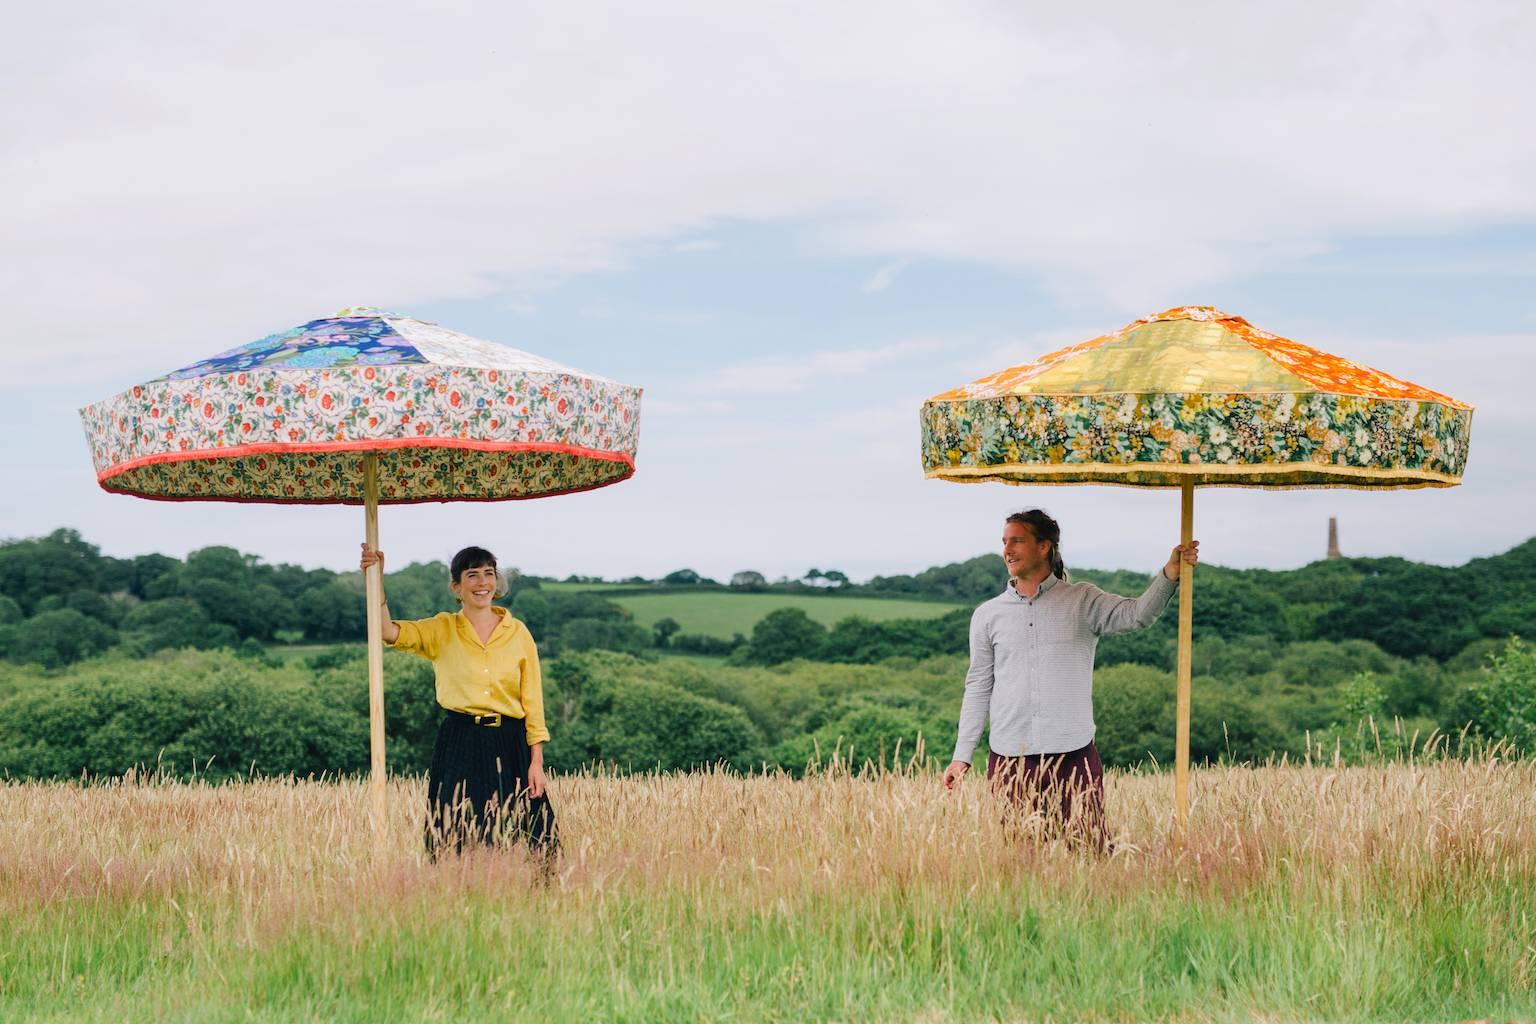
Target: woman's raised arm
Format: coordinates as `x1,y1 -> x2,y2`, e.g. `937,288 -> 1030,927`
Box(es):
359,543 -> 401,644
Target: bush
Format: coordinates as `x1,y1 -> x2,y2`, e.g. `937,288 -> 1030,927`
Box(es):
1094,662 -> 1293,768
295,580 -> 367,642
541,653 -> 763,771
120,597 -> 238,654
3,609 -> 119,668
769,699 -> 932,774
65,589 -> 120,626
738,608 -> 827,665
820,610 -> 968,664
1091,663 -> 1175,768
1448,636 -> 1536,754
0,650 -> 366,780
1096,623 -> 1174,669
557,617 -> 651,656
669,632 -> 743,656
1187,684 -> 1289,765
310,649 -> 442,774
510,590 -> 551,640
730,571 -> 767,591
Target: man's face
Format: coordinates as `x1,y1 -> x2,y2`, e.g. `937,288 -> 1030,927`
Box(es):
1002,521 -> 1050,580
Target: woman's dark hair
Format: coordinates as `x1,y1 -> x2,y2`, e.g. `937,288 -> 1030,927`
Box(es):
449,546 -> 508,599
1006,508 -> 1068,581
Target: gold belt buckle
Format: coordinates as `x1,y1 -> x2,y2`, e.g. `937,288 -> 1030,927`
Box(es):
473,713 -> 502,727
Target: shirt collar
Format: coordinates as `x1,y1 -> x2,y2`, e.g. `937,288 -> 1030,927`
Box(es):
455,605 -> 511,639
1006,574 -> 1060,600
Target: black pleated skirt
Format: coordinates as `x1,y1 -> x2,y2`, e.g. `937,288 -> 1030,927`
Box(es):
425,711 -> 558,858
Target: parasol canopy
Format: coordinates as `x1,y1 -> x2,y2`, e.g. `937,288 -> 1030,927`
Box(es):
81,307 -> 641,504
922,305 -> 1471,489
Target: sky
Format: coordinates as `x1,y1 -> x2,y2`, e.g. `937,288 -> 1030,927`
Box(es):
3,1 -> 1534,583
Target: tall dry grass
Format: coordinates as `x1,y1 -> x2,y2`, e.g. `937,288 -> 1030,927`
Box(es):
3,752 -> 1534,1022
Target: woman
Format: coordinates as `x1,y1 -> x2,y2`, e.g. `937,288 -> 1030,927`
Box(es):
359,542 -> 557,859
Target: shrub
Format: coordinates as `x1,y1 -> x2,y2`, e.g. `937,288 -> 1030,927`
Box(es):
739,608 -> 827,665
669,633 -> 744,656
120,598 -> 238,654
769,699 -> 933,774
4,609 -> 119,668
0,650 -> 365,780
1448,636 -> 1536,755
557,617 -> 651,656
542,653 -> 763,771
821,610 -> 968,664
310,649 -> 442,774
1091,663 -> 1175,768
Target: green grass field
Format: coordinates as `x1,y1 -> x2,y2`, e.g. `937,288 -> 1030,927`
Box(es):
263,643 -> 350,664
537,581 -> 639,593
4,758 -> 1533,1022
607,593 -> 963,638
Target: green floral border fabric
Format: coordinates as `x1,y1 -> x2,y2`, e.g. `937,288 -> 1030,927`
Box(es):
98,448 -> 631,503
920,392 -> 1471,488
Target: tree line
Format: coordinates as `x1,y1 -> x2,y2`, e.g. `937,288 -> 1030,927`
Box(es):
5,529 -> 1533,672
1,635 -> 1531,783
1,528 -> 1533,780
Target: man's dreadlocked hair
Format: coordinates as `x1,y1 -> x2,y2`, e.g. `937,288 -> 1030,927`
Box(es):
1006,508 -> 1067,581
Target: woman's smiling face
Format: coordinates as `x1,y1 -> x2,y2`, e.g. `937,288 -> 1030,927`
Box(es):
452,563 -> 499,610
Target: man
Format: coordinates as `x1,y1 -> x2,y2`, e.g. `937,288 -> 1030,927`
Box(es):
941,508 -> 1199,849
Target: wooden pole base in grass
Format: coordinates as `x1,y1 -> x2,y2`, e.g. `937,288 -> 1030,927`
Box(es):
1174,478 -> 1195,833
363,454 -> 387,837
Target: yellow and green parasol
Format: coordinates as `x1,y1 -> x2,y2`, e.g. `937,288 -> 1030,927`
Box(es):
921,306 -> 1472,827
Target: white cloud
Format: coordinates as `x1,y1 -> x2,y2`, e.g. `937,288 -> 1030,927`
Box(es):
3,2 -> 1534,582
4,1 -> 1534,378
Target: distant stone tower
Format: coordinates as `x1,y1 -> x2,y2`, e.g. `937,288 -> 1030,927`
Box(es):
1327,517 -> 1342,559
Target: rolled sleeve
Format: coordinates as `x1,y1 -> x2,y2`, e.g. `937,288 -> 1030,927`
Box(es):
519,632 -> 550,746
385,615 -> 445,659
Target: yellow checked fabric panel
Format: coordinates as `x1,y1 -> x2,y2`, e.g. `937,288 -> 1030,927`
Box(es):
1019,320 -> 1314,396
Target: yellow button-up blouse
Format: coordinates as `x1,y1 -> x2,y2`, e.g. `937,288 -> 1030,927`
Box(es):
386,607 -> 549,745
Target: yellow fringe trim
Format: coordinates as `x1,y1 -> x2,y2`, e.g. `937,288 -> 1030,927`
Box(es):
924,461 -> 1462,491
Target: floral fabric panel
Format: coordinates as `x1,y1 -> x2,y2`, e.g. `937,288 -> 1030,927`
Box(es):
384,315 -> 601,377
97,448 -> 632,503
157,315 -> 426,381
920,391 -> 1472,488
82,363 -> 641,501
155,309 -> 614,385
1227,319 -> 1468,408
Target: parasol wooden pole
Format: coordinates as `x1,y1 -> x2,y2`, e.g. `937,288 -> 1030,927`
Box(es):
1174,478 -> 1195,833
363,454 -> 387,838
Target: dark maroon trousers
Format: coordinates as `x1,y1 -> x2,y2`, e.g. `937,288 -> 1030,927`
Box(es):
986,741 -> 1108,852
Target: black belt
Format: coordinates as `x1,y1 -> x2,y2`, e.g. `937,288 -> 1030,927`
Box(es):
448,709 -> 507,728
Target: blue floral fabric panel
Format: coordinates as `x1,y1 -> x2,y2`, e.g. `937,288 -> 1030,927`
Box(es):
154,316 -> 429,382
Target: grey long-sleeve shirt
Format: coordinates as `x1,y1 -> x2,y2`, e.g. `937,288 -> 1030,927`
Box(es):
952,570 -> 1178,763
